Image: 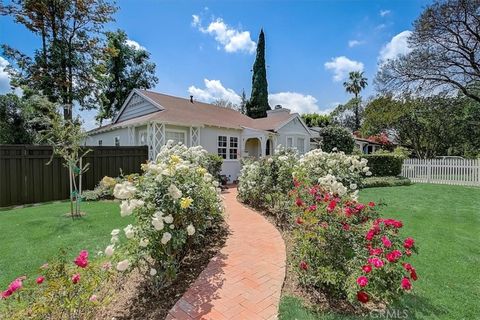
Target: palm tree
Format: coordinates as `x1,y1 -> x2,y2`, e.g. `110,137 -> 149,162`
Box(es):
343,71 -> 368,130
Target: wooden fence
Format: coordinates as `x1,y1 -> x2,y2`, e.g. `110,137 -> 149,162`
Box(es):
402,158 -> 480,186
0,145 -> 148,207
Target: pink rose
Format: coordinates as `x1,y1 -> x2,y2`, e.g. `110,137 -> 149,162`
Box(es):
381,236 -> 392,248
362,265 -> 372,273
356,276 -> 368,287
368,257 -> 384,268
401,277 -> 412,290
36,276 -> 45,284
74,250 -> 89,268
72,273 -> 81,284
1,278 -> 23,299
404,237 -> 415,249
299,261 -> 309,271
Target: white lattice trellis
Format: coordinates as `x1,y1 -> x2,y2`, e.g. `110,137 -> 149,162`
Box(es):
190,127 -> 200,146
147,122 -> 165,160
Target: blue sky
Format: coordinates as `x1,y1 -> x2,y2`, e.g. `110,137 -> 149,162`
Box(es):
0,0 -> 430,129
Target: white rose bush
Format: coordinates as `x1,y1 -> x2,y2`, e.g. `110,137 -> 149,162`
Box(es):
106,142 -> 224,288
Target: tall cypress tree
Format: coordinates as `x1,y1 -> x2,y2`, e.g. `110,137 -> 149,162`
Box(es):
246,29 -> 270,118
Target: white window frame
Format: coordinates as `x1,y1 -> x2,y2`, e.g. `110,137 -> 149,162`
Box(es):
165,128 -> 187,145
229,136 -> 239,160
218,135 -> 240,161
138,129 -> 147,145
286,136 -> 294,149
297,137 -> 305,154
114,136 -> 120,147
218,135 -> 228,159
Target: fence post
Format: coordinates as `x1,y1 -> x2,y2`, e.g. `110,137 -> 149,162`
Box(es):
477,159 -> 480,186
427,159 -> 431,183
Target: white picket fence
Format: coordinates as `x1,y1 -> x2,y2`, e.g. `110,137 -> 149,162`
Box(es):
402,158 -> 480,186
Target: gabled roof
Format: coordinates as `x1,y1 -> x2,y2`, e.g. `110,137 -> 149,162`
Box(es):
89,89 -> 311,134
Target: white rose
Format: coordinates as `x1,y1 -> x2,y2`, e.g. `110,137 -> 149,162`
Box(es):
187,224 -> 195,236
366,171 -> 372,176
111,236 -> 119,244
139,238 -> 149,247
113,181 -> 136,199
124,224 -> 135,239
105,245 -> 114,257
161,232 -> 172,244
168,184 -> 182,200
150,268 -> 157,276
350,183 -> 357,190
152,218 -> 164,231
116,259 -> 129,272
163,214 -> 174,224
111,229 -> 120,236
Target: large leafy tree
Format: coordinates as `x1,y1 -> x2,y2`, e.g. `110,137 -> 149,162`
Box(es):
246,29 -> 270,118
376,0 -> 480,103
1,0 -> 117,120
343,71 -> 368,130
97,30 -> 158,123
362,93 -> 480,158
330,98 -> 363,132
301,113 -> 331,128
0,93 -> 54,144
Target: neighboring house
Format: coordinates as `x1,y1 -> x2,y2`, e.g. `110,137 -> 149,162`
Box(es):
86,89 -> 312,181
308,127 -> 382,154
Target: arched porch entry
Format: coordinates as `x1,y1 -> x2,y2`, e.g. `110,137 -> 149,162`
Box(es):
244,137 -> 261,158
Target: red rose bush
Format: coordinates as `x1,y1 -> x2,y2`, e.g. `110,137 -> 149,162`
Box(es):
290,177 -> 419,305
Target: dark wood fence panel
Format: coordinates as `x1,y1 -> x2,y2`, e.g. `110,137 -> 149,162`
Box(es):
0,145 -> 148,207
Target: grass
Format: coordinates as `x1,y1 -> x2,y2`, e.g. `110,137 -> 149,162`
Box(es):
0,200 -> 133,288
280,183 -> 480,320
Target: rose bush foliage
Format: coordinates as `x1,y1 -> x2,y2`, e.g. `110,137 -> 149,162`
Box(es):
291,177 -> 419,305
107,141 -> 224,287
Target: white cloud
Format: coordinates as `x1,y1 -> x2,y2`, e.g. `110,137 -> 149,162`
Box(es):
191,15 -> 256,54
380,10 -> 391,17
188,79 -> 241,105
125,39 -> 145,51
0,57 -> 22,96
324,56 -> 364,81
348,40 -> 365,48
379,30 -> 412,62
269,92 -> 327,114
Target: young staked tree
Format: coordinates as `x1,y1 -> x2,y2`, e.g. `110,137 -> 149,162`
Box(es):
246,29 -> 270,118
1,0 -> 117,120
97,30 -> 158,124
239,89 -> 248,115
343,71 -> 368,130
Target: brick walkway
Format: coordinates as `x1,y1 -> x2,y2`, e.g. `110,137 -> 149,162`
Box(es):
167,187 -> 286,320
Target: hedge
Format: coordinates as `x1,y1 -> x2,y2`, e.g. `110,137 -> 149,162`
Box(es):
363,154 -> 404,177
362,176 -> 412,188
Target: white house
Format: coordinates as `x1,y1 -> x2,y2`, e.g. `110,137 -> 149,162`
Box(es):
86,89 -> 312,181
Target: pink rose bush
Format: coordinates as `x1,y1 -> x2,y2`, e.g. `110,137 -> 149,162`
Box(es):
290,177 -> 419,305
0,249 -> 114,319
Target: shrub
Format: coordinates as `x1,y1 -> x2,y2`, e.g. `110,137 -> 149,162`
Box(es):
0,250 -> 114,319
362,154 -> 403,177
82,176 -> 120,201
106,141 -> 224,289
362,176 -> 412,188
205,154 -> 223,182
295,149 -> 371,197
319,125 -> 355,153
290,177 -> 419,305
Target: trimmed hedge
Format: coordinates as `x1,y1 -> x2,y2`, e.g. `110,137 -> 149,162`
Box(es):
362,176 -> 412,188
363,154 -> 404,177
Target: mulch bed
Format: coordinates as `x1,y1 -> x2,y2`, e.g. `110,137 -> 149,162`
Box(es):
96,221 -> 229,320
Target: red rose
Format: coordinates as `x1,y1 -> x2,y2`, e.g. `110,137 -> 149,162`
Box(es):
308,205 -> 317,212
342,223 -> 350,231
327,200 -> 337,212
362,265 -> 372,273
72,273 -> 81,284
299,261 -> 309,271
405,249 -> 412,256
386,250 -> 402,263
293,179 -> 300,187
357,291 -> 369,303
366,230 -> 375,241
356,276 -> 368,287
36,276 -> 45,284
74,250 -> 89,268
368,202 -> 375,207
344,207 -> 353,217
381,236 -> 392,248
410,268 -> 418,281
355,203 -> 366,211
295,197 -> 304,207
402,263 -> 413,271
403,237 -> 415,249
296,216 -> 304,225
369,247 -> 383,256
401,277 -> 412,290
368,257 -> 384,268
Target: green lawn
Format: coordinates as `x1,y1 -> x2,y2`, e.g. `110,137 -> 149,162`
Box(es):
0,201 -> 133,288
280,184 -> 480,320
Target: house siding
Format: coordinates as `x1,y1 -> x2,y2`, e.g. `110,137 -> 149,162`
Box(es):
86,127 -> 131,146
117,93 -> 159,123
277,117 -> 311,154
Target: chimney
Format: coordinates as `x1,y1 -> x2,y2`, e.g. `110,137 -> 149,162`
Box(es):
190,95 -> 194,103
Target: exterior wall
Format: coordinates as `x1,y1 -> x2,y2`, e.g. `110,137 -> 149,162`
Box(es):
200,126 -> 242,182
85,127 -> 131,146
277,117 -> 311,154
117,93 -> 159,122
164,124 -> 191,146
